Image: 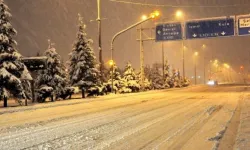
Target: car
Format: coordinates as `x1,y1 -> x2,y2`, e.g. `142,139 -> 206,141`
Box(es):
207,80 -> 218,86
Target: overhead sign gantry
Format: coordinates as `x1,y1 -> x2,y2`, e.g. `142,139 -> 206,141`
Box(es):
237,14 -> 250,36
155,14 -> 250,42
185,17 -> 235,39
156,22 -> 183,41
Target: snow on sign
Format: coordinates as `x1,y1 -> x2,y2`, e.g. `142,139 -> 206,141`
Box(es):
185,17 -> 235,39
237,15 -> 250,36
155,22 -> 183,42
21,57 -> 47,71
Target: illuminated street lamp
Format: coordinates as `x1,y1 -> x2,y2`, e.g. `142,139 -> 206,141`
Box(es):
108,59 -> 114,66
154,11 -> 160,17
151,10 -> 160,18
176,10 -> 183,18
141,15 -> 147,21
194,51 -> 199,56
108,60 -> 115,93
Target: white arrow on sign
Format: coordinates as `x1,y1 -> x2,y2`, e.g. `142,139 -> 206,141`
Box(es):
157,30 -> 162,35
192,33 -> 197,37
221,31 -> 226,36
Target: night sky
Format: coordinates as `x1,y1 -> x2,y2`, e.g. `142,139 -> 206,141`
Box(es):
6,0 -> 250,79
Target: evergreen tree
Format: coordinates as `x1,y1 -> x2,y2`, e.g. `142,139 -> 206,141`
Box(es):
171,69 -> 182,88
108,64 -> 124,92
144,65 -> 151,79
68,14 -> 100,90
150,64 -> 164,89
36,40 -> 67,98
102,64 -> 110,82
136,71 -> 152,90
0,0 -> 32,102
176,70 -> 183,87
182,77 -> 190,87
163,59 -> 171,88
122,62 -> 140,92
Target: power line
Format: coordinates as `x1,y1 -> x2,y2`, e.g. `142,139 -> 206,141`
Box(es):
109,0 -> 250,8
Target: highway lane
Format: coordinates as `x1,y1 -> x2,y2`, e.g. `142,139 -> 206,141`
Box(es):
0,85 -> 246,150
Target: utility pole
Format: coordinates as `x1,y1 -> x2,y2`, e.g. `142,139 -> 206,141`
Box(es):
136,27 -> 155,90
139,25 -> 145,90
97,0 -> 103,81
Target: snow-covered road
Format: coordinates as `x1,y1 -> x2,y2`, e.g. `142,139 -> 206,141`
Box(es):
0,85 -> 248,150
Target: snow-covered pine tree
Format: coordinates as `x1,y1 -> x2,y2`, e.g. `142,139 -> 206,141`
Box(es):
122,62 -> 140,93
0,0 -> 32,104
136,71 -> 151,90
108,64 -> 124,92
163,59 -> 171,88
144,65 -> 151,79
182,77 -> 190,87
35,40 -> 67,99
102,64 -> 113,83
171,69 -> 182,88
150,63 -> 164,89
68,14 -> 100,93
176,69 -> 183,87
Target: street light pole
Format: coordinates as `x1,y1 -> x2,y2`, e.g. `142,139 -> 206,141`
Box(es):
111,16 -> 153,60
110,11 -> 159,92
110,18 -> 150,92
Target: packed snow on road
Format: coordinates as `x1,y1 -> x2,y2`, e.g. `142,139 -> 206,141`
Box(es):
0,85 -> 250,150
